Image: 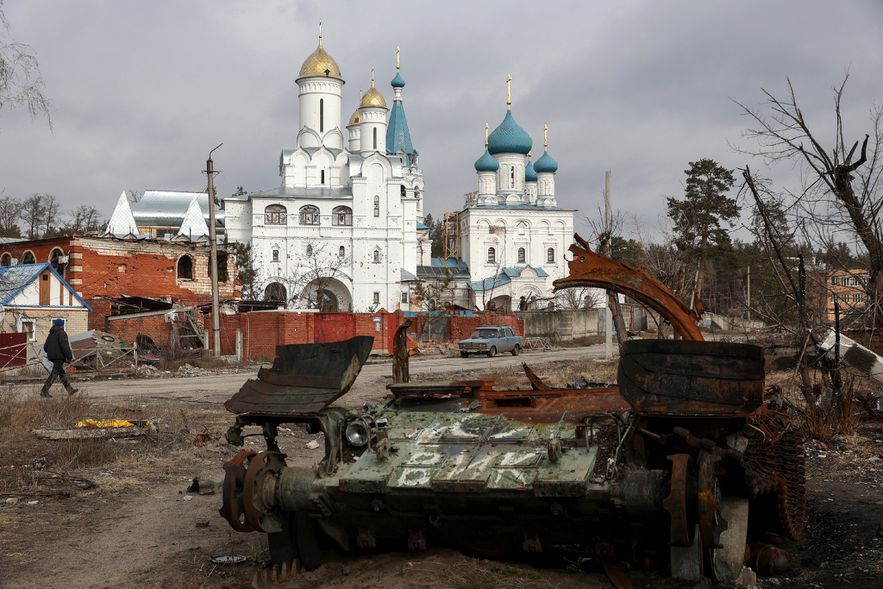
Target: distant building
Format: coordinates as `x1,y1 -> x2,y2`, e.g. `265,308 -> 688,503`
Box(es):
105,190 -> 224,239
826,268 -> 868,324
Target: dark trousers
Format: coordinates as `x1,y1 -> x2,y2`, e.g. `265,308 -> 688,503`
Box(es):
42,361 -> 73,394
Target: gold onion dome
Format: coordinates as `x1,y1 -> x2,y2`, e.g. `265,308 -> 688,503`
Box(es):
348,110 -> 361,126
297,38 -> 342,81
359,80 -> 387,109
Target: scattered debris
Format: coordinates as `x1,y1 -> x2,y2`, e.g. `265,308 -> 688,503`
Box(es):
210,555 -> 248,565
305,439 -> 320,450
193,428 -> 214,446
187,478 -> 220,495
34,426 -> 147,440
5,497 -> 18,505
76,418 -> 135,429
195,521 -> 210,528
26,500 -> 38,506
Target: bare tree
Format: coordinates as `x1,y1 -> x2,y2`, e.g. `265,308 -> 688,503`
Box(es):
19,193 -> 45,238
735,76 -> 883,330
63,204 -> 103,234
0,0 -> 50,128
42,193 -> 59,235
288,240 -> 352,311
0,191 -> 21,236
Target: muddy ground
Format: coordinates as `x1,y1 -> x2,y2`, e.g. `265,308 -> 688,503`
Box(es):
1,349 -> 881,589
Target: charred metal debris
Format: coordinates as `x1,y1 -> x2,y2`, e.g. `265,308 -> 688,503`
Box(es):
219,235 -> 805,585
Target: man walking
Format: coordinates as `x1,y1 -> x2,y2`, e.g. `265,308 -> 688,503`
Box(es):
41,319 -> 78,397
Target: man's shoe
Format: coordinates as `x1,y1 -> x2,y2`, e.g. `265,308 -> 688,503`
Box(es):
40,391 -> 52,398
67,388 -> 79,396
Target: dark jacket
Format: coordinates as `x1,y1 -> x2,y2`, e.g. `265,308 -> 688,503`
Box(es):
44,325 -> 73,363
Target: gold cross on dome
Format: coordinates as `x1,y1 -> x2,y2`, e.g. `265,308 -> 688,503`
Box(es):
506,74 -> 512,110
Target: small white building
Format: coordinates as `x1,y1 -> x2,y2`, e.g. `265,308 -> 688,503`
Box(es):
223,37 -> 428,312
458,104 -> 575,311
0,263 -> 91,346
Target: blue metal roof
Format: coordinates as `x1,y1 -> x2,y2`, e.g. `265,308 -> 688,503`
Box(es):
0,263 -> 92,311
469,265 -> 548,291
524,159 -> 538,182
534,149 -> 558,173
386,83 -> 414,156
416,221 -> 429,230
474,148 -> 499,172
488,111 -> 532,155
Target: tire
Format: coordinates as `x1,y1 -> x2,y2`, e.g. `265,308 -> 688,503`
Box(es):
460,351 -> 469,358
511,345 -> 521,356
487,346 -> 497,358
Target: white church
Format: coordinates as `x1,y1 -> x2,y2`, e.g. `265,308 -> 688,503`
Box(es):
103,32 -> 575,313
222,34 -> 428,312
457,80 -> 574,311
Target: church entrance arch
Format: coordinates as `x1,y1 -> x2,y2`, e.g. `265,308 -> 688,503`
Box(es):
299,277 -> 352,312
264,282 -> 287,305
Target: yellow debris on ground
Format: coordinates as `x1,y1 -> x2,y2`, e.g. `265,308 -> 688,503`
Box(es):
75,418 -> 134,429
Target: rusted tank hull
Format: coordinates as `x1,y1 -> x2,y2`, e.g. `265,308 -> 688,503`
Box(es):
618,339 -> 764,417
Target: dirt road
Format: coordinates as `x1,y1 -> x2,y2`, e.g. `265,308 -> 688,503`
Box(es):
69,345 -> 610,406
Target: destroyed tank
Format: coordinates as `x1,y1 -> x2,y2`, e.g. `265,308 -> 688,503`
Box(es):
219,236 -> 805,584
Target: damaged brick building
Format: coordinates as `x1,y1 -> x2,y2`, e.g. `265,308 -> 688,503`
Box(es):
0,235 -> 239,331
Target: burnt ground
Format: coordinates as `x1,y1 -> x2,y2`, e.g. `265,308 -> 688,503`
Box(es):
0,353 -> 881,589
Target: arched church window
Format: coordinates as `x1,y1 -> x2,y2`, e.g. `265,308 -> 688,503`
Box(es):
547,247 -> 555,263
319,98 -> 324,133
373,248 -> 381,263
339,246 -> 345,258
1,252 -> 11,266
487,247 -> 496,264
373,128 -> 378,150
320,169 -> 325,185
177,255 -> 193,280
306,244 -> 313,257
272,249 -> 279,262
332,206 -> 352,226
517,247 -> 526,264
373,196 -> 380,217
21,250 -> 35,264
49,247 -> 67,276
510,166 -> 515,188
299,205 -> 320,225
264,204 -> 287,225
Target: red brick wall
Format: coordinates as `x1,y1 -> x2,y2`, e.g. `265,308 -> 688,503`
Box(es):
407,312 -> 523,342
105,313 -> 174,350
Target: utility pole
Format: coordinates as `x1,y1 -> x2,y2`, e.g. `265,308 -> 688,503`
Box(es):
746,266 -> 751,323
206,143 -> 223,357
604,171 -> 613,359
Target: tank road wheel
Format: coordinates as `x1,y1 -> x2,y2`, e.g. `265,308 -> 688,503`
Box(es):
511,344 -> 521,356
744,429 -> 807,541
488,346 -> 497,358
220,449 -> 257,532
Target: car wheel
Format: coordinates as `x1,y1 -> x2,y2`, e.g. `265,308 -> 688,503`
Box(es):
511,344 -> 520,356
488,346 -> 497,358
460,351 -> 469,358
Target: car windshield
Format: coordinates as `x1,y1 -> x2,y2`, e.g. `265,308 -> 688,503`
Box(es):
470,329 -> 498,339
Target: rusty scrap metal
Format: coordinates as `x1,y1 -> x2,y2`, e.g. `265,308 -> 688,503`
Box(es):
220,449 -> 256,532
393,320 -> 411,384
554,235 -> 703,341
225,336 -> 374,416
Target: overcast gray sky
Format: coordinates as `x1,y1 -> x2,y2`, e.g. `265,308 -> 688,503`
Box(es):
2,0 -> 882,238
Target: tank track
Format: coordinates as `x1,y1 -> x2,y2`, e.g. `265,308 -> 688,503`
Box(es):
743,427 -> 806,541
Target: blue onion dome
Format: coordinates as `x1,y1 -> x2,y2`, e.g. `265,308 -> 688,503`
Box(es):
487,111 -> 532,155
391,72 -> 406,88
474,149 -> 500,172
534,149 -> 558,173
525,159 -> 538,182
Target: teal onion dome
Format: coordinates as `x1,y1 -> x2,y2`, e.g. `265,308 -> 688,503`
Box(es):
474,149 -> 499,172
525,159 -> 538,182
534,149 -> 558,173
487,111 -> 532,155
391,72 -> 406,88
